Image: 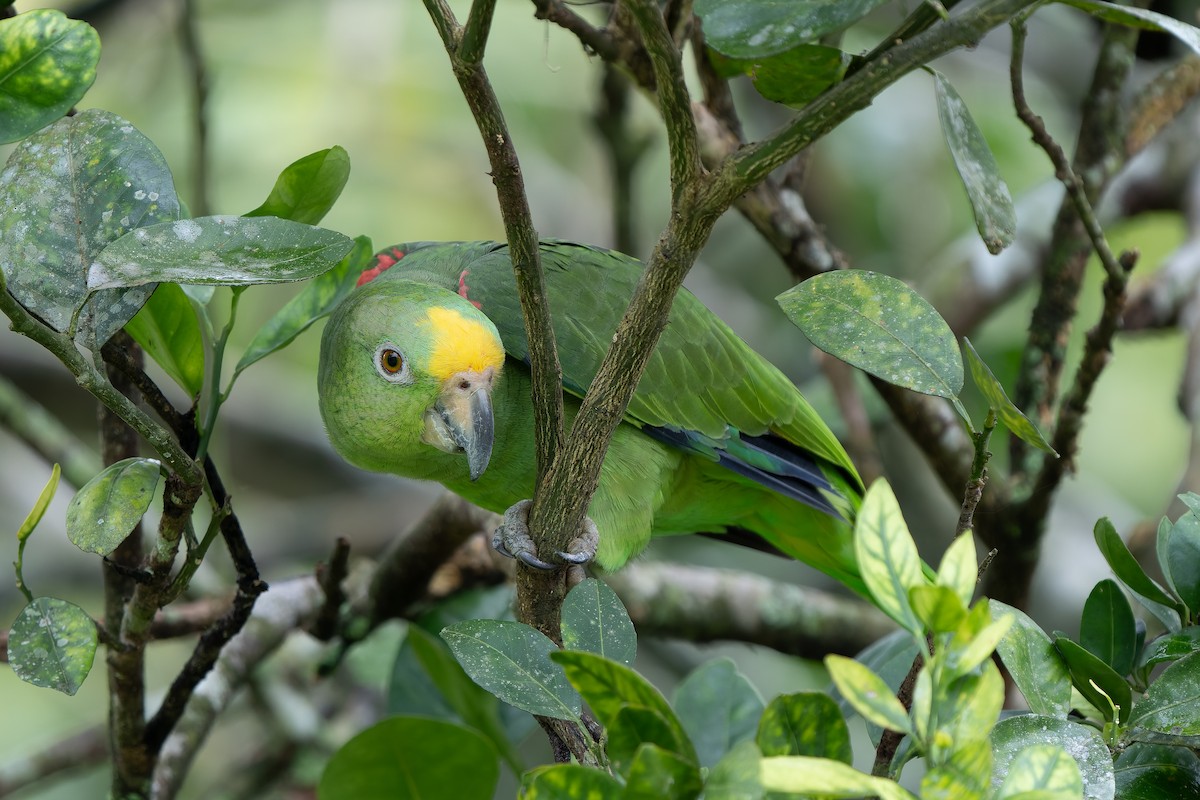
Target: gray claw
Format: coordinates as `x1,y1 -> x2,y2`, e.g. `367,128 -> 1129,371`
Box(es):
491,499 -> 598,571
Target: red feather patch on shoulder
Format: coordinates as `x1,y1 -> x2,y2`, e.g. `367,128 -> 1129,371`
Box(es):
357,246 -> 407,286
457,269 -> 483,309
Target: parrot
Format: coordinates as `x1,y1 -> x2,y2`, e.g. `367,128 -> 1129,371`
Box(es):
318,240 -> 866,594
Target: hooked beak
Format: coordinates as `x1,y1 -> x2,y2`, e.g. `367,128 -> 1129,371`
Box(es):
422,368 -> 496,481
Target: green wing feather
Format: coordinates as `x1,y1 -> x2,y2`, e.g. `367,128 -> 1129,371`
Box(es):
372,239 -> 859,489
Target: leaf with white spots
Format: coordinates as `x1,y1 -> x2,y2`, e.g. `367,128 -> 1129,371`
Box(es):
1058,0 -> 1200,55
990,716 -> 1114,800
66,457 -> 160,556
695,0 -> 891,58
7,597 -> 98,695
90,215 -> 354,289
0,9 -> 100,144
560,577 -> 636,667
441,619 -> 580,722
778,270 -> 963,398
0,110 -> 180,344
933,71 -> 1016,255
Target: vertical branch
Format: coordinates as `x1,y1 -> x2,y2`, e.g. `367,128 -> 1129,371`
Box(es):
179,0 -> 210,216
1007,16 -> 1140,476
594,65 -> 654,253
422,0 -> 564,484
100,333 -> 151,798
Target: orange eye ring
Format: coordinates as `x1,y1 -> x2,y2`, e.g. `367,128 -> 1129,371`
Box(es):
379,347 -> 404,374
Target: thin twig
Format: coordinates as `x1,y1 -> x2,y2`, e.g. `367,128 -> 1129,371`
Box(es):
310,536 -> 352,641
957,411 -> 996,536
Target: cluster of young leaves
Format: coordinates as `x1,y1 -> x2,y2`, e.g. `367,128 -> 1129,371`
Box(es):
993,499 -> 1200,798
0,6 -> 373,696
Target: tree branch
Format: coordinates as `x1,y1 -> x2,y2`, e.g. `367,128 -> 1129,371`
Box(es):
606,563 -> 895,658
0,373 -> 101,487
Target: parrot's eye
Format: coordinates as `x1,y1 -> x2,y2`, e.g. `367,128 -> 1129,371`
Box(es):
374,343 -> 412,384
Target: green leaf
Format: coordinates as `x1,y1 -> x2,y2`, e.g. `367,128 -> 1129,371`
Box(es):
778,271 -> 963,397
125,283 -> 205,397
16,463 -> 60,542
388,626 -> 523,773
931,72 -> 1015,255
551,650 -> 696,764
672,658 -> 764,769
756,692 -> 852,763
441,620 -> 579,722
1135,627 -> 1200,673
1080,579 -> 1137,676
0,110 -> 180,344
559,577 -> 636,667
996,744 -> 1084,799
1114,743 -> 1200,800
990,715 -> 1114,800
89,215 -> 354,290
317,716 -> 498,800
6,597 -> 98,695
825,654 -> 913,735
853,479 -> 925,634
607,705 -> 692,777
0,10 -> 99,144
705,740 -> 763,800
624,744 -> 704,800
1162,511 -> 1200,618
963,339 -> 1055,453
1055,637 -> 1132,723
936,532 -> 978,608
921,741 -> 990,800
65,457 -> 160,556
1058,1 -> 1200,55
922,660 -> 1006,764
712,44 -> 849,107
920,737 -> 991,800
910,585 -> 967,634
695,0 -> 891,58
945,611 -> 1012,678
759,756 -> 919,800
518,764 -> 623,800
245,146 -> 350,225
991,600 -> 1071,717
845,629 -> 920,747
232,234 -> 372,382
1128,651 -> 1200,735
1094,517 -> 1182,620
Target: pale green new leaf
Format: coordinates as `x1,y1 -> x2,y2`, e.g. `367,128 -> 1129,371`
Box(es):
937,532 -> 978,607
826,654 -> 913,736
759,756 -> 919,800
16,464 -> 60,542
854,479 -> 925,634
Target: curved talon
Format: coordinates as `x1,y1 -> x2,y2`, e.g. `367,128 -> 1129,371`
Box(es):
556,549 -> 592,565
492,499 -> 599,571
516,551 -> 558,571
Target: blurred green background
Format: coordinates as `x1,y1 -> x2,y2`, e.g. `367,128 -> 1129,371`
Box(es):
0,1 -> 1193,796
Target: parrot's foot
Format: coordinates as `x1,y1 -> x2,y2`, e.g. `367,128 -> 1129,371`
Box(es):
492,499 -> 599,571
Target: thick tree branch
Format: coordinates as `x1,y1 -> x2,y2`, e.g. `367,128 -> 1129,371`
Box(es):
150,576 -> 324,800
606,563 -> 895,658
0,725 -> 108,797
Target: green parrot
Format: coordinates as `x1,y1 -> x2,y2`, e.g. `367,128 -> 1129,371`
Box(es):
318,240 -> 865,593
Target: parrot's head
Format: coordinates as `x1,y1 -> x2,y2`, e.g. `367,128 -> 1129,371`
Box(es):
318,278 -> 506,483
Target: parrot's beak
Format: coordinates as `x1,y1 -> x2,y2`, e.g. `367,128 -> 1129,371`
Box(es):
423,368 -> 496,481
